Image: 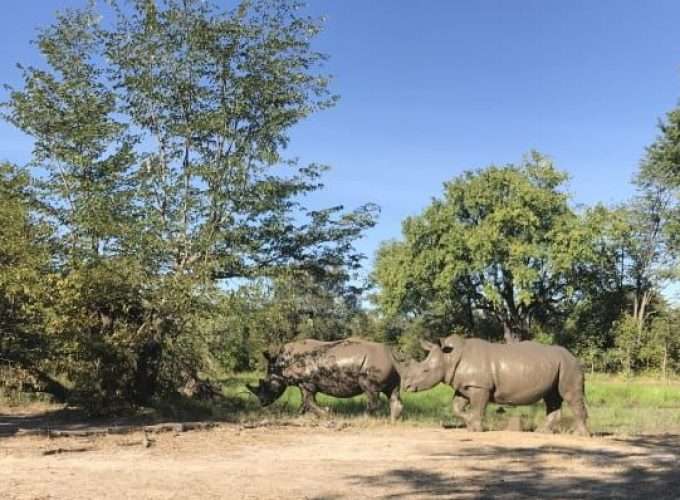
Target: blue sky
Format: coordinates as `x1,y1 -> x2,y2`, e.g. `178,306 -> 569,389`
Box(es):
2,1 -> 680,276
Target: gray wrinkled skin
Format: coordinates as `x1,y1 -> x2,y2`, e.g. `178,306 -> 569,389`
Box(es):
247,338 -> 403,421
401,335 -> 590,436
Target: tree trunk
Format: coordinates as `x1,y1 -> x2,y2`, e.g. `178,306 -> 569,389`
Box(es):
633,289 -> 652,344
30,368 -> 70,403
465,296 -> 475,332
662,345 -> 668,383
133,339 -> 162,404
503,321 -> 522,344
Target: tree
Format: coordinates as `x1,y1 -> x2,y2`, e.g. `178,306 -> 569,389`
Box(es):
0,163 -> 69,400
373,152 -> 597,343
2,0 -> 376,407
646,306 -> 680,380
207,269 -> 366,373
619,191 -> 675,339
560,205 -> 632,357
3,6 -> 135,266
626,102 -> 680,336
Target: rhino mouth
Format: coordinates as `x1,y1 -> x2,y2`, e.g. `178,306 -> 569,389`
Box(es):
402,383 -> 418,393
246,377 -> 286,406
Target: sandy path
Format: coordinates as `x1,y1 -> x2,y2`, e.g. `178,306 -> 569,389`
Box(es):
1,422 -> 679,499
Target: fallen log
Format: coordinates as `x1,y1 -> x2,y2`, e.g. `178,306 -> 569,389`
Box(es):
238,419 -> 350,431
42,446 -> 93,456
15,420 -> 220,438
240,419 -> 316,429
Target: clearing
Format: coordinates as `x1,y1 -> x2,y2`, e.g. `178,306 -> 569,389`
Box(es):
1,413 -> 679,499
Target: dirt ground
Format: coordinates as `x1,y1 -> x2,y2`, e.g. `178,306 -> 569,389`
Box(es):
1,414 -> 680,499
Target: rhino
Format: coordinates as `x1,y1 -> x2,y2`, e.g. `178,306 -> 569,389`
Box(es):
246,338 -> 403,421
401,334 -> 590,436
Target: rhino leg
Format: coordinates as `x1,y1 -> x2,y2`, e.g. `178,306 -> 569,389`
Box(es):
565,396 -> 590,437
558,368 -> 590,437
365,390 -> 380,414
387,385 -> 403,422
452,390 -> 486,431
465,387 -> 489,432
537,392 -> 563,434
452,394 -> 471,426
358,379 -> 381,415
299,385 -> 328,417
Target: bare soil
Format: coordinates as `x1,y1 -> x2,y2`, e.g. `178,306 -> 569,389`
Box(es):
1,413 -> 679,499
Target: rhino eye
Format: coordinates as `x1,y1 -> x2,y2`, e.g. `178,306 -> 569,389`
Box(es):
441,346 -> 454,353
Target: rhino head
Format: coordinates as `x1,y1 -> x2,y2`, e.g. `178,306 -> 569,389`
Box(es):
401,334 -> 465,392
246,350 -> 287,406
246,375 -> 287,406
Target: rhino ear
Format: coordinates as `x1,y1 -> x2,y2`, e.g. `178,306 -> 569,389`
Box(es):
420,339 -> 437,352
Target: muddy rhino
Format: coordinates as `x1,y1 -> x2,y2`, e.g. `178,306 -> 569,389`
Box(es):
247,338 -> 403,421
401,335 -> 589,436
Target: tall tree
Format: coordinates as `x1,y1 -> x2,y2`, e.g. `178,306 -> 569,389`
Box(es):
98,0 -> 376,281
373,152 -> 596,343
3,6 -> 135,265
628,103 -> 680,333
2,0 -> 376,406
0,163 -> 69,399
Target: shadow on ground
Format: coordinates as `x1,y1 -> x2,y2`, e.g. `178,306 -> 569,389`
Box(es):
0,396 -> 249,438
0,378 -> 381,438
0,407 -> 90,437
346,435 -> 680,499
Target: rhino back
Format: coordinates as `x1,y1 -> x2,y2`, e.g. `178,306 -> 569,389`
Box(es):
277,339 -> 397,397
454,340 -> 572,405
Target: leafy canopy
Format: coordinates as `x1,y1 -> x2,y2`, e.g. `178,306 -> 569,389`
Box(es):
373,152 -> 596,341
1,0 -> 377,407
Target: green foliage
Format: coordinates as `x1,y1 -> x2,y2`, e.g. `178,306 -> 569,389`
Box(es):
638,106 -> 680,195
606,300 -> 680,378
0,163 -> 61,394
371,150 -> 680,374
611,313 -> 640,375
621,97 -> 680,353
206,270 -> 369,373
641,308 -> 680,377
42,260 -> 148,408
373,152 -> 598,342
1,0 -> 376,410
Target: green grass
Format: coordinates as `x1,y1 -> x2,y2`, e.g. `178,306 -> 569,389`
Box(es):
220,372 -> 680,435
585,374 -> 680,435
2,372 -> 678,436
